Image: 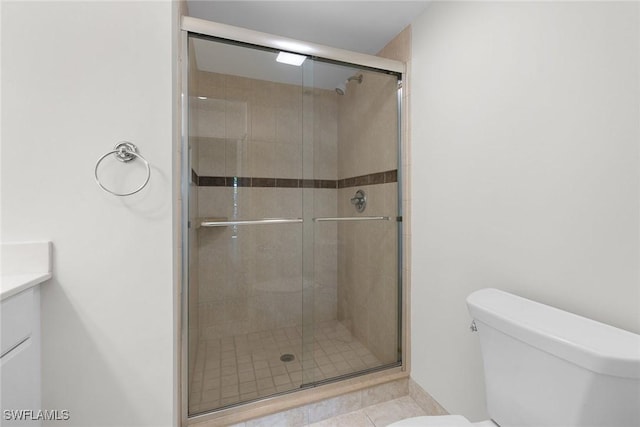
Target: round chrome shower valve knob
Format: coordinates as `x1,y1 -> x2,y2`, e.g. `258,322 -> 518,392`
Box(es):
350,189 -> 367,212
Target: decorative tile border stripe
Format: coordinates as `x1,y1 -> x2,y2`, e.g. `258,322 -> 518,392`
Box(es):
193,169 -> 397,189
337,170 -> 397,189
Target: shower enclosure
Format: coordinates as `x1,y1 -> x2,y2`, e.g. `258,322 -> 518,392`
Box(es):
182,21 -> 403,419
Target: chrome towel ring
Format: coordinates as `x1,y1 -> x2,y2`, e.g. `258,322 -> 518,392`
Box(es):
94,142 -> 150,196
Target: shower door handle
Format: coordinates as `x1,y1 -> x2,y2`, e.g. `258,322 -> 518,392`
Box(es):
200,218 -> 303,227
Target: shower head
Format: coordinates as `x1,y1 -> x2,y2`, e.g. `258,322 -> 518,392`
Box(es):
335,74 -> 362,96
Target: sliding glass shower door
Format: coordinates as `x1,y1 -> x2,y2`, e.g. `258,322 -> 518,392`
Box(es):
185,33 -> 402,417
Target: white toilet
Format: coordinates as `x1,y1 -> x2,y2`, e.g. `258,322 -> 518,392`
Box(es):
390,288 -> 640,427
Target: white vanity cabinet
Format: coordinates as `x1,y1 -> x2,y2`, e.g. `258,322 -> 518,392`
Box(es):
1,287 -> 42,426
1,242 -> 52,426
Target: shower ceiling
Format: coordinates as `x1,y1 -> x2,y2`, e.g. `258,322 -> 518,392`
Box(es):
191,37 -> 358,91
186,1 -> 430,90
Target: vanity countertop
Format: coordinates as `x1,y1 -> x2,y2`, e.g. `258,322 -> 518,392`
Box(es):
1,241 -> 52,301
1,273 -> 52,301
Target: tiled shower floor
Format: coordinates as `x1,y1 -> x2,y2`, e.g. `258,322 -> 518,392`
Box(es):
188,320 -> 382,414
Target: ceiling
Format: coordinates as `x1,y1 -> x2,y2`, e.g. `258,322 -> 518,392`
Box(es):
185,1 -> 431,55
185,1 -> 430,92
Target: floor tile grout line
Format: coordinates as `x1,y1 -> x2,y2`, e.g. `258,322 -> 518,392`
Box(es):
364,410 -> 378,427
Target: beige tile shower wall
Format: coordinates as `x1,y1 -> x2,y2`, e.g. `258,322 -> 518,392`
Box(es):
336,29 -> 408,364
196,193 -> 337,339
313,90 -> 339,180
337,183 -> 398,364
313,189 -> 338,323
191,69 -> 339,339
197,187 -> 304,339
312,89 -> 339,324
191,71 -> 339,181
378,26 -> 412,63
337,71 -> 398,179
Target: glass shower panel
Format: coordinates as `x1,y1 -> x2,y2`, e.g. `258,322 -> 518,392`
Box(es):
185,32 -> 402,418
187,35 -> 309,416
303,61 -> 401,385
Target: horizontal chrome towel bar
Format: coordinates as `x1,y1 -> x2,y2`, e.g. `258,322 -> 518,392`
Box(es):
201,216 -> 399,227
201,218 -> 303,227
313,216 -> 392,222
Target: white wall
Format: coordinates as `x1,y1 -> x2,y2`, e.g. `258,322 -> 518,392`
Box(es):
1,2 -> 176,426
411,1 -> 639,421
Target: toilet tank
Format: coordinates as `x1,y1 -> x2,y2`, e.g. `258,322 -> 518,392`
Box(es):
467,288 -> 640,427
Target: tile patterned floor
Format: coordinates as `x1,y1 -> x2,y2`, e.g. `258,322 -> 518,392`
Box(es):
189,320 -> 382,415
229,395 -> 429,427
308,396 -> 427,427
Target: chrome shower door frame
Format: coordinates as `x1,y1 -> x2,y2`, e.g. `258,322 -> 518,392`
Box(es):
179,15 -> 406,426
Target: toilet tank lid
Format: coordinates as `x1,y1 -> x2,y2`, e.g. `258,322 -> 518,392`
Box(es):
467,288 -> 640,379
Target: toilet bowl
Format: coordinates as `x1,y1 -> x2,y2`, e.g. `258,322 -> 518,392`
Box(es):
390,288 -> 640,427
389,415 -> 497,426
